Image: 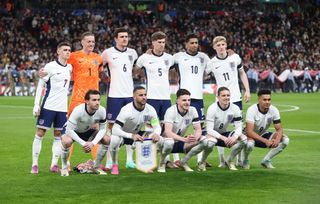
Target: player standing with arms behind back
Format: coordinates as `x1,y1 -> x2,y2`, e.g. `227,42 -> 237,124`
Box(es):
101,28 -> 138,170
206,36 -> 250,168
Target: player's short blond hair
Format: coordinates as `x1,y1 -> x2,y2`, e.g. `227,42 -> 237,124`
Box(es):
151,31 -> 166,41
212,36 -> 227,46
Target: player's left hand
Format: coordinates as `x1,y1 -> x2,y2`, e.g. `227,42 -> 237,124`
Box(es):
270,139 -> 280,148
83,142 -> 94,153
151,134 -> 160,143
33,105 -> 40,117
244,91 -> 251,103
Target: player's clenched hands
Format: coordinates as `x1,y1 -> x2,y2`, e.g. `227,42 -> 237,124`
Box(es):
226,136 -> 237,147
264,139 -> 273,148
185,135 -> 197,143
132,134 -> 144,142
270,139 -> 280,148
83,142 -> 94,153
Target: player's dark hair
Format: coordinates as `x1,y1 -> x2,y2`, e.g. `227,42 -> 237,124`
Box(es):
85,89 -> 101,100
151,31 -> 166,41
81,32 -> 94,40
258,89 -> 271,96
217,86 -> 230,96
176,89 -> 191,98
185,34 -> 198,43
114,27 -> 128,38
133,86 -> 145,94
57,41 -> 71,49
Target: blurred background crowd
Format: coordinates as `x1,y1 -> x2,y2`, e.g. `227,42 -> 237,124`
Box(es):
1,0 -> 319,96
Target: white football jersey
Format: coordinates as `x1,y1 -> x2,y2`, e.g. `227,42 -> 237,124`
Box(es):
66,103 -> 106,133
246,104 -> 281,135
136,52 -> 174,100
206,102 -> 242,138
173,52 -> 210,99
207,54 -> 243,102
113,102 -> 161,137
41,60 -> 72,112
101,47 -> 138,97
163,105 -> 200,137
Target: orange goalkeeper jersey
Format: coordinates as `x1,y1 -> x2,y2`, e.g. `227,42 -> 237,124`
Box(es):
68,50 -> 103,115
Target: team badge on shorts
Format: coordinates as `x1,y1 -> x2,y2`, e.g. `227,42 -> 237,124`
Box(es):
136,139 -> 157,173
39,119 -> 44,125
107,113 -> 112,119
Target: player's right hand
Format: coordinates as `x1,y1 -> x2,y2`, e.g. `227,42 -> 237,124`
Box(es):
186,135 -> 196,143
33,105 -> 40,117
132,134 -> 144,142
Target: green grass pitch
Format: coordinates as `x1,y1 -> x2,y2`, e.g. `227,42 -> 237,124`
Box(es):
0,93 -> 319,204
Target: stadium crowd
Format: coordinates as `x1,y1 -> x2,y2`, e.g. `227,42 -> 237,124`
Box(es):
0,0 -> 320,96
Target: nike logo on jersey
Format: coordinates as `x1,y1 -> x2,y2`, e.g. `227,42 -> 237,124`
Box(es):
184,59 -> 189,61
56,73 -> 62,75
215,66 -> 221,69
112,57 -> 118,60
149,62 -> 155,64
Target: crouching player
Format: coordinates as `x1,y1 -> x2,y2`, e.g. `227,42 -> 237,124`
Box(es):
203,87 -> 247,170
159,89 -> 214,173
60,90 -> 110,176
109,86 -> 170,175
243,89 -> 289,169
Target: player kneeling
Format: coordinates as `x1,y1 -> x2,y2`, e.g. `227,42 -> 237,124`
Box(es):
60,90 -> 110,176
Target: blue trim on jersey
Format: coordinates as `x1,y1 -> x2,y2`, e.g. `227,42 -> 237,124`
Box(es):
233,101 -> 243,111
41,78 -> 51,109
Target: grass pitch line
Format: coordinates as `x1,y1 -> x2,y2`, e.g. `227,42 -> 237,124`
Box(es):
274,104 -> 300,112
0,105 -> 32,109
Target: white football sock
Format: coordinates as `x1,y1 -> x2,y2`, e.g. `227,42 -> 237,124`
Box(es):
105,149 -> 112,167
32,135 -> 43,166
181,143 -> 204,164
200,140 -> 215,163
61,146 -> 70,170
227,140 -> 246,163
126,145 -> 134,163
110,135 -> 121,165
94,144 -> 108,168
197,151 -> 203,163
243,140 -> 254,161
263,137 -> 289,161
51,136 -> 61,167
160,139 -> 174,164
217,146 -> 225,163
173,153 -> 180,162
